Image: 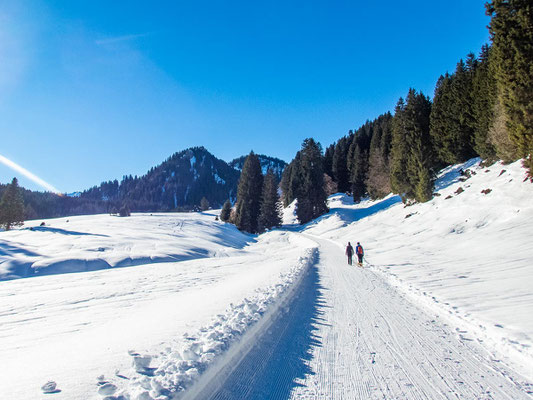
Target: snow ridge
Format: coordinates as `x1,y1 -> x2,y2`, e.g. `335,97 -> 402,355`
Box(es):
102,247 -> 318,400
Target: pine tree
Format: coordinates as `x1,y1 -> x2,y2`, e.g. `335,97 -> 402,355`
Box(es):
430,58 -> 477,165
258,170 -> 282,231
200,197 -> 209,211
332,138 -> 350,192
390,90 -> 434,202
486,0 -> 533,175
323,144 -> 335,179
234,152 -> 263,233
220,199 -> 232,222
280,152 -> 302,207
349,144 -> 368,202
366,113 -> 393,199
296,138 -> 328,224
0,178 -> 25,230
472,44 -> 498,160
390,98 -> 410,195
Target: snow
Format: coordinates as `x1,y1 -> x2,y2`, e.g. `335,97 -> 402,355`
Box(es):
306,158 -> 533,380
0,211 -> 317,399
0,212 -> 252,280
213,172 -> 225,185
1,157 -> 532,399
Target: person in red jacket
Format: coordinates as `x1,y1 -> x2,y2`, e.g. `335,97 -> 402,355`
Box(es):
345,242 -> 354,265
355,242 -> 364,266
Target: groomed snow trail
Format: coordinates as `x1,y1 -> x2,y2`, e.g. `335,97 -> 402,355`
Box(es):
209,234 -> 532,399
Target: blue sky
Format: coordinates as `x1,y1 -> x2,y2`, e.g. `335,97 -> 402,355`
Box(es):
0,1 -> 490,193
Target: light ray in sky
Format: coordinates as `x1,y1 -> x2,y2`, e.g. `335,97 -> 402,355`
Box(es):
0,154 -> 61,194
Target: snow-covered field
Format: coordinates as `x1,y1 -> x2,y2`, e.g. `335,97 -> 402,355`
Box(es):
0,212 -> 253,280
0,212 -> 317,399
1,158 -> 532,399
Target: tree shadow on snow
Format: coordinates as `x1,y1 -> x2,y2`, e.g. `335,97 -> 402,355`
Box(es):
0,241 -> 41,257
209,261 -> 325,400
30,226 -> 109,237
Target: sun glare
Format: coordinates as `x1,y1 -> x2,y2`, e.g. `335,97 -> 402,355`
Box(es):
0,154 -> 61,194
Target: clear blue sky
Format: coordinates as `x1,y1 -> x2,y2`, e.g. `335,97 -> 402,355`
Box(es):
0,1 -> 490,193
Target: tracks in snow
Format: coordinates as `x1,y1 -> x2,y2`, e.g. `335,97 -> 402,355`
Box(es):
205,234 -> 532,399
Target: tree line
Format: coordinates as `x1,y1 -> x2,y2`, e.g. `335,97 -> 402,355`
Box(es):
225,1 -> 532,232
2,1 -> 531,232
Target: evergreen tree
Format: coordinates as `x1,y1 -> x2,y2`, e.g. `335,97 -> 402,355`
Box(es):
280,152 -> 302,207
390,97 -> 410,195
220,199 -> 232,222
0,178 -> 25,230
258,170 -> 282,231
200,197 -> 210,211
349,144 -> 368,202
430,58 -> 477,165
472,44 -> 498,160
366,113 -> 393,199
323,144 -> 335,179
486,0 -> 533,175
390,90 -> 434,202
332,138 -> 350,192
234,152 -> 263,233
296,138 -> 328,224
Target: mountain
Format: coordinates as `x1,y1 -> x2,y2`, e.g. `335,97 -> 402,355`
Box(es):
229,154 -> 287,181
2,147 -> 285,218
82,147 -> 240,211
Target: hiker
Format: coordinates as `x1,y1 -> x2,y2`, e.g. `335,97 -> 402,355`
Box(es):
355,242 -> 364,266
345,242 -> 354,265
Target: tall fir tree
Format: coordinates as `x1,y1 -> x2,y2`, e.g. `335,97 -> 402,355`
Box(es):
332,137 -> 350,192
366,113 -> 393,199
220,199 -> 232,222
234,152 -> 263,233
390,90 -> 434,202
390,97 -> 410,195
296,138 -> 328,224
0,178 -> 25,230
280,152 -> 302,207
472,44 -> 498,160
349,144 -> 368,202
486,0 -> 533,175
323,144 -> 335,179
430,58 -> 477,165
258,170 -> 282,231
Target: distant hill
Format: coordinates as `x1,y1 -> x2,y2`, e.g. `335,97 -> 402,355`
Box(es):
2,147 -> 286,219
82,147 -> 240,211
229,154 -> 287,181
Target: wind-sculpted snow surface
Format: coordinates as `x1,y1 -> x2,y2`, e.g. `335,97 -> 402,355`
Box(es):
0,211 -> 253,280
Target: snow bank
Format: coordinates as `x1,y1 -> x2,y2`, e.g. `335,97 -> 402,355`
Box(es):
95,247 -> 318,400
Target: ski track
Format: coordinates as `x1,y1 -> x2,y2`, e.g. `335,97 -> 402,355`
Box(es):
208,234 -> 531,399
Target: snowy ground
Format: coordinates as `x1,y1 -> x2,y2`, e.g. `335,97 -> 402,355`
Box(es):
0,212 -> 253,280
1,158 -> 532,399
306,158 -> 533,381
0,213 -> 317,399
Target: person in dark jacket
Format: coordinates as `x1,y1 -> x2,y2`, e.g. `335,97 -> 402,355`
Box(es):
345,242 -> 354,265
355,242 -> 364,266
